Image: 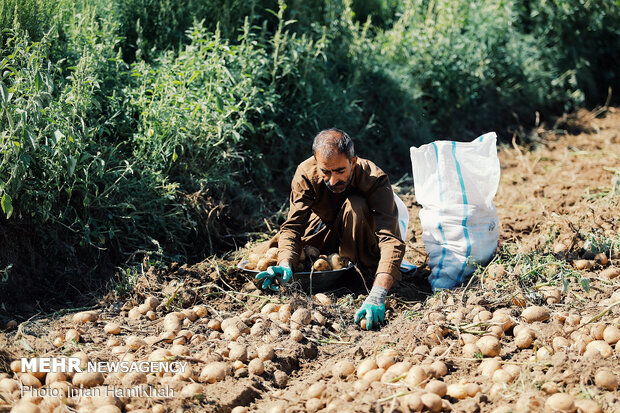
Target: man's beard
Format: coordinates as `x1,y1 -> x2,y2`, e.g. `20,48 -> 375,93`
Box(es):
326,174 -> 352,193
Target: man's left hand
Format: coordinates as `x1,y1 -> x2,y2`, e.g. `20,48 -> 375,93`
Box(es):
354,285 -> 388,330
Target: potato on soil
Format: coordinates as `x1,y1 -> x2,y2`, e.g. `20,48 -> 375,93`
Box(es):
574,400 -> 602,413
65,328 -> 81,342
479,359 -> 502,378
138,303 -> 151,314
255,344 -> 274,362
474,310 -> 492,322
248,252 -> 262,264
362,368 -> 385,384
603,325 -> 620,345
381,361 -> 411,383
589,322 -> 606,340
462,343 -> 481,357
72,372 -> 104,388
405,365 -> 428,387
541,382 -> 559,395
163,313 -> 182,332
585,340 -> 613,358
540,286 -> 562,304
428,360 -> 448,378
314,293 -> 332,306
400,394 -> 423,412
594,252 -> 608,265
421,392 -> 443,413
126,336 -> 146,350
306,398 -> 325,412
104,323 -> 121,335
44,372 -> 67,386
228,343 -> 248,362
376,353 -> 396,370
224,326 -> 242,341
290,329 -> 303,342
503,364 -> 521,379
148,348 -> 172,362
0,378 -> 19,393
425,380 -> 447,397
447,383 -> 468,400
492,369 -> 514,384
18,373 -> 42,388
521,306 -> 550,323
356,358 -> 377,378
121,372 -> 147,387
291,308 -> 312,325
544,393 -> 575,413
72,311 -> 98,324
127,307 -> 142,320
311,310 -> 326,326
180,383 -> 204,397
515,331 -> 533,348
491,311 -> 513,331
248,358 -> 265,375
332,360 -> 355,378
200,362 -> 229,384
594,370 -> 617,390
261,303 -> 279,314
306,381 -> 327,399
573,259 -> 593,270
207,319 -> 221,331
486,263 -> 506,280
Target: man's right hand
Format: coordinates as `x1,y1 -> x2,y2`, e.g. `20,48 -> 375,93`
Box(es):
255,265 -> 293,291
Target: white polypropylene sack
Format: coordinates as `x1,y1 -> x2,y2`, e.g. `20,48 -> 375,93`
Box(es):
410,132 -> 500,291
394,193 -> 417,273
394,193 -> 409,243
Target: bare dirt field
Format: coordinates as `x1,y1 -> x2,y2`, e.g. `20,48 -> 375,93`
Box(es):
1,109 -> 619,413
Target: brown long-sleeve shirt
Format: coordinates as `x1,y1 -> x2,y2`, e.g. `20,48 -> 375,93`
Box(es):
277,156 -> 405,279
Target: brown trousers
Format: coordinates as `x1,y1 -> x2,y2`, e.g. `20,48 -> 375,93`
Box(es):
253,195 -> 380,276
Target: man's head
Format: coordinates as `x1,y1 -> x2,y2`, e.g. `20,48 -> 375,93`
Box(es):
312,128 -> 358,193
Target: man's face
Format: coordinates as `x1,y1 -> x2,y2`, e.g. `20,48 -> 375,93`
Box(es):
315,152 -> 357,193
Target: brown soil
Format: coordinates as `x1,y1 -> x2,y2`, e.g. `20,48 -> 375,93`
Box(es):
1,108 -> 619,413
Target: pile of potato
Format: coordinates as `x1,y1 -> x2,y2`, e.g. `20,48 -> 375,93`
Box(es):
262,297 -> 619,413
1,291 -> 344,413
243,246 -> 350,272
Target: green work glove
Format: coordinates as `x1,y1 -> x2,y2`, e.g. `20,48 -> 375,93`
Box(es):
255,265 -> 293,291
354,285 -> 387,330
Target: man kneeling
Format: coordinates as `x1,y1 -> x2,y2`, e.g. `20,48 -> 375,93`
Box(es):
252,128 -> 405,330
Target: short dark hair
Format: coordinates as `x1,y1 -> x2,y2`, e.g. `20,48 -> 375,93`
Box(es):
312,128 -> 355,160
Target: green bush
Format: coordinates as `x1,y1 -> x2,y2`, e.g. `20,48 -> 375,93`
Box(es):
375,0 -> 586,138
516,0 -> 620,106
0,0 -> 60,44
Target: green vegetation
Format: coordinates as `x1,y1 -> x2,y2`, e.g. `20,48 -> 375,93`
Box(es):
0,0 -> 618,290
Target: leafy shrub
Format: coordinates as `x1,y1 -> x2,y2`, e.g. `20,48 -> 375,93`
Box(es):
0,0 -> 60,44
